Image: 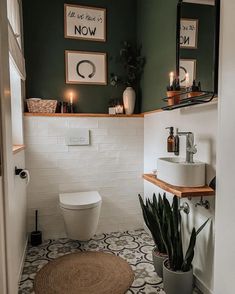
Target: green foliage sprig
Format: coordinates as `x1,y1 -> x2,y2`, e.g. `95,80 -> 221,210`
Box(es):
110,41 -> 145,88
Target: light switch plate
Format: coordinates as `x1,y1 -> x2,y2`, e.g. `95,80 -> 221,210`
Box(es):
66,129 -> 90,146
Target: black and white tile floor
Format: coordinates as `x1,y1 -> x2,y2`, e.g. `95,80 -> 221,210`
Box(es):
19,229 -> 201,294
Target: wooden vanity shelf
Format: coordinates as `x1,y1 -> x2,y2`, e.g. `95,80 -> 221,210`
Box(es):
143,174 -> 215,198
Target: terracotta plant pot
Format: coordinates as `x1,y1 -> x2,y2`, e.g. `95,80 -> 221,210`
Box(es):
187,91 -> 204,99
166,91 -> 182,106
163,259 -> 194,294
152,248 -> 168,278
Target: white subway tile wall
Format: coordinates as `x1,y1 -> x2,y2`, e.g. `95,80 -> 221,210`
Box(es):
24,117 -> 144,239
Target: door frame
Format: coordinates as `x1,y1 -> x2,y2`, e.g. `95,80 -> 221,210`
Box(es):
0,0 -> 15,293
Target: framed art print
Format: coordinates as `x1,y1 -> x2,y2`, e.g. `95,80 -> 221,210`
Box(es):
64,4 -> 106,42
180,18 -> 198,49
180,59 -> 196,87
65,50 -> 107,85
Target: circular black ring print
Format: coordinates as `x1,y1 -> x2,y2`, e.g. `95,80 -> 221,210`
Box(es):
180,66 -> 187,83
76,60 -> 96,79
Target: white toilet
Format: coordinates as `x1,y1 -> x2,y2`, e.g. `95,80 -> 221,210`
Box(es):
59,191 -> 102,241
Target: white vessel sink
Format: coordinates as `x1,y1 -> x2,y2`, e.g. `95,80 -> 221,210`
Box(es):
157,157 -> 206,187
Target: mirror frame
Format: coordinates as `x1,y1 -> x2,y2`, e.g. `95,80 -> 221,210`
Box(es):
176,0 -> 221,94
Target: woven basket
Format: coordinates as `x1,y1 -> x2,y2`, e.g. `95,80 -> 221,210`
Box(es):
27,100 -> 57,113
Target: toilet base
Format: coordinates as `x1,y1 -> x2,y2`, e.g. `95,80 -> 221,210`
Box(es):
60,204 -> 101,241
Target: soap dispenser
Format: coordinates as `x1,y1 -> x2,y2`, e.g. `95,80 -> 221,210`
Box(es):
166,127 -> 175,152
174,128 -> 179,156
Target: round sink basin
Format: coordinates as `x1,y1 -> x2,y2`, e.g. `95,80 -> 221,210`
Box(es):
157,157 -> 206,187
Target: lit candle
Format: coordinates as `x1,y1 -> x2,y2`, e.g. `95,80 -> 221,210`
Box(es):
185,73 -> 190,88
69,92 -> 73,104
169,72 -> 174,87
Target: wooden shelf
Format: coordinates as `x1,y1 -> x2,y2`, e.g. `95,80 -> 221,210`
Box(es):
24,113 -> 144,118
143,174 -> 215,198
13,145 -> 26,155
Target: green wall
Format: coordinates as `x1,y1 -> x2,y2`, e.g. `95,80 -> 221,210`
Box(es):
22,0 -> 137,113
137,0 -> 178,112
181,3 -> 215,92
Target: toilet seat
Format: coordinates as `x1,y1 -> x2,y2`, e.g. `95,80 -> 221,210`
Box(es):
59,191 -> 102,210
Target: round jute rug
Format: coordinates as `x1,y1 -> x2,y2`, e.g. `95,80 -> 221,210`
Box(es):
34,251 -> 134,294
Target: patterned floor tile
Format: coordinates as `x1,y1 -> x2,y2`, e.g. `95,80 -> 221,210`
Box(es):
19,229 -> 201,294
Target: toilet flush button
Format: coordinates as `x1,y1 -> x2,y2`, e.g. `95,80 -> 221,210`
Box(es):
66,129 -> 90,146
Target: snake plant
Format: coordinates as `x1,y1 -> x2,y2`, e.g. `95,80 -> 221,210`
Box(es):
161,195 -> 210,272
139,193 -> 209,272
138,193 -> 167,254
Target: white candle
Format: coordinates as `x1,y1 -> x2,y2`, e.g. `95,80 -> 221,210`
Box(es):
169,72 -> 174,87
185,73 -> 190,88
69,93 -> 73,104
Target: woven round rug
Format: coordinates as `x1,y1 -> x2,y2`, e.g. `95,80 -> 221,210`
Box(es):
34,251 -> 134,294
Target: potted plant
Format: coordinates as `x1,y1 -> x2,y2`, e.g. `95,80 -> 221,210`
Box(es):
138,193 -> 168,278
110,41 -> 145,114
161,195 -> 209,294
187,80 -> 204,99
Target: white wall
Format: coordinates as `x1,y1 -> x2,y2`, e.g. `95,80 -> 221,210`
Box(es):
214,0 -> 235,293
144,103 -> 217,294
24,116 -> 144,239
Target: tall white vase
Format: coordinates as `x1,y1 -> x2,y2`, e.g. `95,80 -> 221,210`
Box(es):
123,87 -> 136,115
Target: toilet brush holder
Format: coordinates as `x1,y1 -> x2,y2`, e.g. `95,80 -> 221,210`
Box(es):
30,210 -> 42,246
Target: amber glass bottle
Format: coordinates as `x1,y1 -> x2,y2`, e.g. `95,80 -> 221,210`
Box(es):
166,127 -> 175,152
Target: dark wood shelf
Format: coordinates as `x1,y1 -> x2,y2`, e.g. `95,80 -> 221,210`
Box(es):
143,174 -> 215,198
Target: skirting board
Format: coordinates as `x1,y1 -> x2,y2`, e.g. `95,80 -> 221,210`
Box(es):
18,237 -> 28,284
195,276 -> 213,294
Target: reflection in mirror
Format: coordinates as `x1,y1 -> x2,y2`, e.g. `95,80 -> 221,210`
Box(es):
178,0 -> 218,93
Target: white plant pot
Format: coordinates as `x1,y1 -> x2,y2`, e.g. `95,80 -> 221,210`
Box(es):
163,260 -> 194,294
152,248 -> 168,278
123,87 -> 136,115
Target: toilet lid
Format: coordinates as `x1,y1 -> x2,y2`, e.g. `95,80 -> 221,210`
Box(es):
59,191 -> 102,210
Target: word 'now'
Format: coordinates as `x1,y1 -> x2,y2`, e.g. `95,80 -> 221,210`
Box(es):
75,25 -> 97,36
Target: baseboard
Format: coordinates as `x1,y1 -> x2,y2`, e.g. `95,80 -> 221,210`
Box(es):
194,275 -> 213,294
18,236 -> 28,283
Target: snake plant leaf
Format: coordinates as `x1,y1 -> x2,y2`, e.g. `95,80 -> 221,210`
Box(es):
196,218 -> 210,235
153,193 -> 157,207
158,193 -> 164,217
177,210 -> 184,269
181,228 -> 196,272
138,194 -> 167,253
138,195 -> 149,226
182,218 -> 210,272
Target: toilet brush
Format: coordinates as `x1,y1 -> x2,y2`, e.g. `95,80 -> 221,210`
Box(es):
30,210 -> 42,246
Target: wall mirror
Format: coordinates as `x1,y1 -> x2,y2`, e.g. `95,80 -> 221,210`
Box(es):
176,0 -> 220,95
